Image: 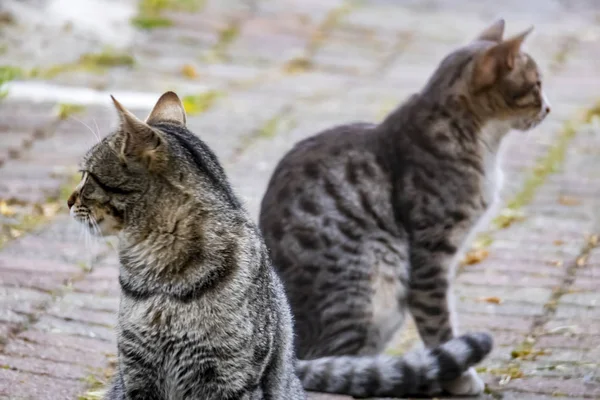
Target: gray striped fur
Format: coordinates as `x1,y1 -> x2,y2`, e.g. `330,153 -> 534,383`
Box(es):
259,20 -> 550,397
69,92 -> 304,400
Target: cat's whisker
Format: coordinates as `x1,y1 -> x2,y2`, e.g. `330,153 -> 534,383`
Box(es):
71,116 -> 101,144
92,118 -> 102,143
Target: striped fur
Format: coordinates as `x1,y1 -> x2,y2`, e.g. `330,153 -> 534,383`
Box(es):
259,20 -> 550,397
297,333 -> 492,397
69,92 -> 305,400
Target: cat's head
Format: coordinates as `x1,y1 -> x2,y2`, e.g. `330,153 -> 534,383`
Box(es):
67,91 -> 238,237
427,19 -> 550,132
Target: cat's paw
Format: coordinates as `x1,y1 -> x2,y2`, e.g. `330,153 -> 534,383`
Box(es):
442,367 -> 485,396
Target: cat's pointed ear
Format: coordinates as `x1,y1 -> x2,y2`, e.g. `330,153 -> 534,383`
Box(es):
111,95 -> 166,169
472,26 -> 533,91
475,19 -> 505,42
145,91 -> 187,126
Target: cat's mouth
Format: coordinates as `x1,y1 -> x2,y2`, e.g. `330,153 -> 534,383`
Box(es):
513,110 -> 549,132
70,206 -> 117,236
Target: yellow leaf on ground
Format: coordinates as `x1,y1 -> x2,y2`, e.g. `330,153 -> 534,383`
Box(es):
558,195 -> 581,206
0,201 -> 15,216
477,296 -> 503,304
181,64 -> 198,79
461,249 -> 489,266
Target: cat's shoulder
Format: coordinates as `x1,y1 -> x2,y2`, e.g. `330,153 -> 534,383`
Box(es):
292,122 -> 378,153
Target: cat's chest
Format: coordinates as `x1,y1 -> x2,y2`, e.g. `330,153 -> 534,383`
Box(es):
481,149 -> 503,209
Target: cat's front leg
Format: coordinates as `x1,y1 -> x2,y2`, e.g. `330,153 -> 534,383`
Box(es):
408,245 -> 485,396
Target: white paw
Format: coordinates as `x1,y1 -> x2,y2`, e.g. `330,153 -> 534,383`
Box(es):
442,368 -> 485,396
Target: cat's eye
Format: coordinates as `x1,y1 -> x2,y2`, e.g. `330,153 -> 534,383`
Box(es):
88,172 -> 134,195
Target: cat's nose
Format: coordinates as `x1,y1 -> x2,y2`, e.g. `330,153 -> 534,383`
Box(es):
67,193 -> 76,209
541,91 -> 551,115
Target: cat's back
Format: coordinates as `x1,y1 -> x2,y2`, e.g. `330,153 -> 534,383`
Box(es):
260,121 -> 400,257
273,122 -> 377,169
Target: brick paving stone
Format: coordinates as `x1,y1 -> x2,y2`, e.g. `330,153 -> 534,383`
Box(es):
0,353 -> 88,380
0,368 -> 85,400
32,316 -> 115,343
3,338 -> 109,369
491,376 -> 600,398
17,330 -> 114,354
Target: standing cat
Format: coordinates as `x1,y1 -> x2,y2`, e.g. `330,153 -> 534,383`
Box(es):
260,19 -> 550,397
68,92 -> 305,400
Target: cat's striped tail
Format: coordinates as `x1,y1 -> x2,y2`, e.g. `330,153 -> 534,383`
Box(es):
296,332 -> 492,397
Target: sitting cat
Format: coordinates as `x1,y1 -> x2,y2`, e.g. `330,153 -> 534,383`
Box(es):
68,92 -> 305,400
259,19 -> 549,397
68,91 -> 493,399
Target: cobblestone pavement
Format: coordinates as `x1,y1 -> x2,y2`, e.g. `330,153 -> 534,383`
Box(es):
1,0 -> 600,399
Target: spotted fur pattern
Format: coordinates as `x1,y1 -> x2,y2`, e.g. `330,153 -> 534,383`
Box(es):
69,92 -> 305,400
259,20 -> 550,397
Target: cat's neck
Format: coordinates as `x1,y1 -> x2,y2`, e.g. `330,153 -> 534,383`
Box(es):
380,92 -> 511,156
116,206 -> 250,301
118,204 -> 226,272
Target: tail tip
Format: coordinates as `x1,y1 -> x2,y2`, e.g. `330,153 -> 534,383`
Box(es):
462,331 -> 494,357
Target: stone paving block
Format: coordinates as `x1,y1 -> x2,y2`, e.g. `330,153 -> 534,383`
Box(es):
459,270 -> 561,289
536,333 -> 599,350
0,308 -> 28,326
0,321 -> 18,342
0,255 -> 82,276
57,292 -> 119,314
0,353 -> 87,380
0,270 -> 74,293
32,315 -> 115,343
570,276 -> 600,292
454,312 -> 534,333
496,393 -> 588,400
72,278 -> 120,297
0,287 -> 52,315
518,360 -> 598,379
494,376 -> 600,398
554,304 -> 600,321
46,303 -> 115,328
17,330 -> 114,354
0,368 -> 85,400
3,338 -> 108,369
455,286 -> 553,305
539,346 -> 600,364
543,319 -> 600,337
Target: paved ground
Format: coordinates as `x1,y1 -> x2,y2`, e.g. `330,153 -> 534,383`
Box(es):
1,0 -> 600,399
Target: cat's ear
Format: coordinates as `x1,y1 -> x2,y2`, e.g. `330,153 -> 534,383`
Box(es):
111,95 -> 166,170
475,19 -> 505,42
472,26 -> 533,91
145,91 -> 187,126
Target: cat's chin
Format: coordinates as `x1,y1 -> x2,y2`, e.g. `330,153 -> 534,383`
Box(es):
92,217 -> 121,237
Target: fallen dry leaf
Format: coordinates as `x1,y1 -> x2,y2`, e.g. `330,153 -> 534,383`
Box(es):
553,240 -> 565,246
558,195 -> 581,206
546,260 -> 564,267
181,64 -> 199,79
0,201 -> 15,217
461,249 -> 489,265
576,256 -> 588,267
477,296 -> 503,304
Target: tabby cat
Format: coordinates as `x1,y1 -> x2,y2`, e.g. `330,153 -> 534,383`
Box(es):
68,92 -> 305,400
260,20 -> 550,396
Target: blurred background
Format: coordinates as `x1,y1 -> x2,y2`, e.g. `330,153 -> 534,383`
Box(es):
1,0 -> 600,399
